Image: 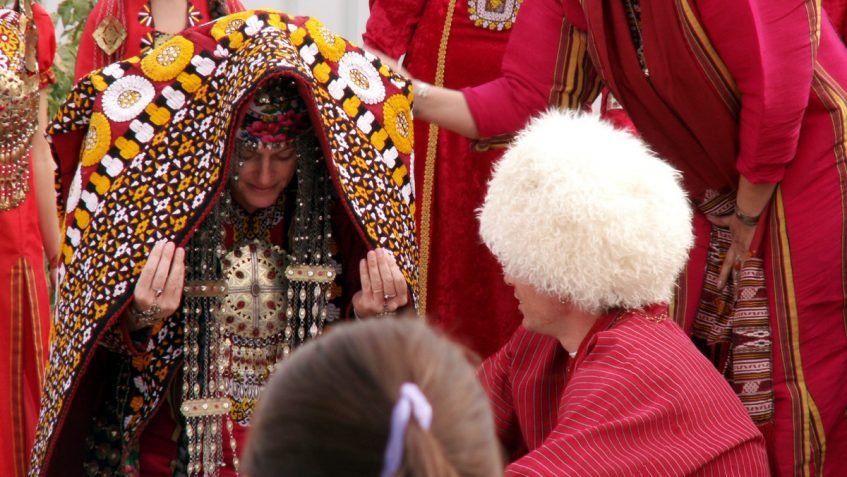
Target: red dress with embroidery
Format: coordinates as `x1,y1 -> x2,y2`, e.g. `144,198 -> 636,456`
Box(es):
364,0 -> 524,358
0,4 -> 55,476
75,0 -> 244,82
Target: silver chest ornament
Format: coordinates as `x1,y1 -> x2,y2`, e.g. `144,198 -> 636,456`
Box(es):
180,239 -> 336,476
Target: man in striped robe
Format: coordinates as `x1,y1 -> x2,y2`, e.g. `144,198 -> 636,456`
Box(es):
414,1 -> 847,472
476,111 -> 769,476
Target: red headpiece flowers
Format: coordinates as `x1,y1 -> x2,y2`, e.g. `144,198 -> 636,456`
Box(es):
236,78 -> 310,147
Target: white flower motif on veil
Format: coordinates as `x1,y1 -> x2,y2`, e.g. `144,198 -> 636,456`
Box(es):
102,75 -> 156,122
337,52 -> 386,104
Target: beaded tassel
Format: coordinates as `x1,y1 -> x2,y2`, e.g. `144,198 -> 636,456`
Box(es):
286,142 -> 336,344
182,209 -> 227,477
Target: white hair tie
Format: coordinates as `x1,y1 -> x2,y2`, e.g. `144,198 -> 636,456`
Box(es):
381,382 -> 433,477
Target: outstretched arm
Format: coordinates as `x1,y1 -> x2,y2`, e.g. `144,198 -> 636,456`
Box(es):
698,0 -> 815,287
413,0 -> 601,139
33,94 -> 61,286
412,83 -> 481,138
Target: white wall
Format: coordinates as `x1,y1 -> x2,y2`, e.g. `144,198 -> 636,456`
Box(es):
267,0 -> 369,43
40,0 -> 371,44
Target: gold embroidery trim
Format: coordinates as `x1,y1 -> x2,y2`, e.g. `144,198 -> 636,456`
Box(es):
418,0 -> 459,316
0,8 -> 38,211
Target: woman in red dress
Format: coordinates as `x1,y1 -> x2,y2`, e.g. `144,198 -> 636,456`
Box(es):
364,0 -> 525,358
0,2 -> 58,476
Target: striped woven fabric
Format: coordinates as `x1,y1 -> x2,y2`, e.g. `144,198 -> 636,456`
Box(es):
479,308 -> 769,476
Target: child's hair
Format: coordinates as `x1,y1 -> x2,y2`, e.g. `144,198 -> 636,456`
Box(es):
242,318 -> 503,477
208,0 -> 231,19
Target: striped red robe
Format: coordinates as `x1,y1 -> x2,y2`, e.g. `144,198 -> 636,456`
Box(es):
479,307 -> 769,476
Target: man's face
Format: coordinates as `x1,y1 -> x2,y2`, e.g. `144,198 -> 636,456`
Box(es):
505,275 -> 565,336
231,143 -> 297,212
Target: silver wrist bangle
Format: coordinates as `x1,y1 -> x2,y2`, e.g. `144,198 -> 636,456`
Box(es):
352,308 -> 395,320
734,208 -> 760,227
413,80 -> 431,99
129,302 -> 162,328
412,80 -> 431,114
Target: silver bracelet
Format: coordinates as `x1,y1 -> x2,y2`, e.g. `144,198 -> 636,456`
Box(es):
412,80 -> 431,114
129,302 -> 162,328
413,80 -> 431,99
734,208 -> 760,227
352,308 -> 396,320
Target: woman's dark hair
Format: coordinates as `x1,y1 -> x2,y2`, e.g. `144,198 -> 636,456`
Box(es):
242,318 -> 503,477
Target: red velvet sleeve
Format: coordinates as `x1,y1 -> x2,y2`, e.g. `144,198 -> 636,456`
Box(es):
697,0 -> 814,183
463,0 -> 600,138
32,3 -> 56,89
332,201 -> 368,320
362,0 -> 428,59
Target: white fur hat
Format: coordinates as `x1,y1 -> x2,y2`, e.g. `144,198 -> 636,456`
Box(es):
478,110 -> 694,313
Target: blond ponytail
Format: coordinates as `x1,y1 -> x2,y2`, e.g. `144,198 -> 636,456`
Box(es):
243,318 -> 503,477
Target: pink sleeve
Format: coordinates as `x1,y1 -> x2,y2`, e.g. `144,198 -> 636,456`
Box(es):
463,0 -> 600,138
697,0 -> 814,183
362,0 -> 428,59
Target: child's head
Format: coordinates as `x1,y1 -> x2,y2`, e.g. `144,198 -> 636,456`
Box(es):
243,318 -> 503,477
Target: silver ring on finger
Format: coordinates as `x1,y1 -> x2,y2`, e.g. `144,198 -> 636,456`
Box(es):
153,287 -> 164,298
384,293 -> 396,301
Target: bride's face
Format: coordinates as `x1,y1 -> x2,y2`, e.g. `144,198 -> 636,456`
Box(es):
230,142 -> 297,212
